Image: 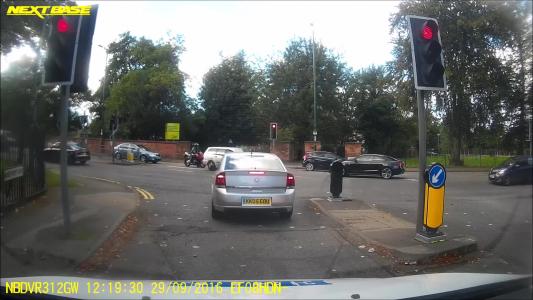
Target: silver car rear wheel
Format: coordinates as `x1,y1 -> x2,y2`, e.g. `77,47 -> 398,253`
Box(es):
305,163 -> 314,171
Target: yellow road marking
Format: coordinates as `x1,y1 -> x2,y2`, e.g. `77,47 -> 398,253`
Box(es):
134,187 -> 149,200
134,187 -> 154,200
138,187 -> 155,200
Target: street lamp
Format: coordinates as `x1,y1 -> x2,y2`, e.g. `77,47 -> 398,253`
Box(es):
527,113 -> 532,157
98,44 -> 109,105
311,23 -> 317,150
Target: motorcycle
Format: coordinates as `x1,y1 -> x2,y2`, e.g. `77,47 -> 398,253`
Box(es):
184,151 -> 205,168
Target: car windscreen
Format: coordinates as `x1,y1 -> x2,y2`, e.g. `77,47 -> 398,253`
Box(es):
138,145 -> 151,151
224,155 -> 285,171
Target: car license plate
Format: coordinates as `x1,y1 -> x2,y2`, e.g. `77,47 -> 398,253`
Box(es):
242,197 -> 272,207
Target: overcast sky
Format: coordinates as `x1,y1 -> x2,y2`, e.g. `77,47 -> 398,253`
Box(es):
1,1 -> 400,114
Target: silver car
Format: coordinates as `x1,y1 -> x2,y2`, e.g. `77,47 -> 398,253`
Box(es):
211,152 -> 295,219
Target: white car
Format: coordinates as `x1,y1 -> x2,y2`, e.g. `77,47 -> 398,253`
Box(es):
202,146 -> 243,170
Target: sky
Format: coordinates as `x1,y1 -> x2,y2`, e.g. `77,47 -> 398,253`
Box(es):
1,1 -> 400,115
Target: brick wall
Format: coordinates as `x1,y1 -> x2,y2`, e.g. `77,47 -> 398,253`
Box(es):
270,142 -> 293,161
304,141 -> 321,153
85,138 -> 191,160
344,142 -> 362,158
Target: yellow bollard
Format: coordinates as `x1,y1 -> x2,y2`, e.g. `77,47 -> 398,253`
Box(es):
127,150 -> 134,162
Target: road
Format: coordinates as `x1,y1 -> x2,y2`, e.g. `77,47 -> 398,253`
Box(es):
63,158 -> 532,279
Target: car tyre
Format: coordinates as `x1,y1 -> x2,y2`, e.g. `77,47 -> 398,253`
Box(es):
305,162 -> 315,171
381,167 -> 393,179
211,203 -> 223,219
208,161 -> 217,171
114,152 -> 121,160
280,209 -> 293,219
503,176 -> 512,186
140,155 -> 147,163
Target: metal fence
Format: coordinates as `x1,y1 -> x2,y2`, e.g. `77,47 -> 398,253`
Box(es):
0,129 -> 46,209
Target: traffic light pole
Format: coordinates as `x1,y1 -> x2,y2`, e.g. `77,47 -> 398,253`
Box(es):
415,89 -> 426,235
59,85 -> 71,236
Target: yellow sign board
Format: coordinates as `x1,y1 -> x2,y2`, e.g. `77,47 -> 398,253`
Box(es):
165,123 -> 180,140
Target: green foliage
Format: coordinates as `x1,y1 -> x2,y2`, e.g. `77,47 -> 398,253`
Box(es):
98,33 -> 189,140
390,0 -> 532,165
200,52 -> 258,145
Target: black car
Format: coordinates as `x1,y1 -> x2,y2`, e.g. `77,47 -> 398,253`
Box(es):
43,141 -> 91,164
342,154 -> 405,179
488,155 -> 532,185
302,151 -> 344,171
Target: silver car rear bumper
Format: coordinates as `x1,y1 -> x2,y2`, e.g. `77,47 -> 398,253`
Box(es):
212,187 -> 294,212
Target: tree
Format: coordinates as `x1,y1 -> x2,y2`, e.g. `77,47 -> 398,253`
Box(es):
389,0 -> 531,164
257,38 -> 350,148
199,52 -> 258,145
96,33 -> 190,140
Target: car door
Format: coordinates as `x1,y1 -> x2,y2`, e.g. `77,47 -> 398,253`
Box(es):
324,153 -> 338,168
314,152 -> 328,170
370,156 -> 387,175
356,155 -> 375,173
512,159 -> 532,184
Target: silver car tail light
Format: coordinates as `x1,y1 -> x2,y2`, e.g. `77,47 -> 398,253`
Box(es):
215,172 -> 226,187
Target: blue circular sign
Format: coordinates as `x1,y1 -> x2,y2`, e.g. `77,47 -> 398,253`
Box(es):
427,163 -> 446,189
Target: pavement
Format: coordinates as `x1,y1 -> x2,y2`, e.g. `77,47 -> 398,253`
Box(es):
0,174 -> 139,277
309,198 -> 477,265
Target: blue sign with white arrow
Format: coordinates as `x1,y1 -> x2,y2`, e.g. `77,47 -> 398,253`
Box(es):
427,163 -> 446,189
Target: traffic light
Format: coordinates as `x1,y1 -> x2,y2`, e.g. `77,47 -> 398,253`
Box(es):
408,16 -> 447,90
270,122 -> 278,140
43,15 -> 81,84
71,5 -> 99,93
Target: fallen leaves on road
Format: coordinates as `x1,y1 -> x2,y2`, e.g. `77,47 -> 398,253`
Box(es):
77,213 -> 139,273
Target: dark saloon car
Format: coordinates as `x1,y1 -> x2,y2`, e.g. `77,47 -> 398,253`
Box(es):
43,141 -> 91,164
302,151 -> 344,171
488,155 -> 532,185
342,154 -> 405,179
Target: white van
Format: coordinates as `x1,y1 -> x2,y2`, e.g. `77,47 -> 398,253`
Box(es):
202,147 -> 243,170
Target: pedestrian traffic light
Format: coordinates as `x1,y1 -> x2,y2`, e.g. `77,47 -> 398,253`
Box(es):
407,16 -> 447,90
71,5 -> 99,93
270,122 -> 278,140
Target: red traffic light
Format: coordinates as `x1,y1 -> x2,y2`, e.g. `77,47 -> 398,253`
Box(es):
57,18 -> 70,33
272,124 -> 276,128
422,25 -> 433,40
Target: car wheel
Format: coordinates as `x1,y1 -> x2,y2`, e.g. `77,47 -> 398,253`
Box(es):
503,176 -> 512,186
305,162 -> 315,171
79,160 -> 86,165
208,161 -> 217,171
211,203 -> 223,219
280,209 -> 293,219
381,167 -> 393,179
114,152 -> 121,160
140,155 -> 147,163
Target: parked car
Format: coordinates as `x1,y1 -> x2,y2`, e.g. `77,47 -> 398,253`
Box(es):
43,141 -> 91,165
202,146 -> 243,171
113,143 -> 161,163
302,151 -> 344,171
488,155 -> 532,185
342,154 -> 405,179
211,152 -> 295,219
